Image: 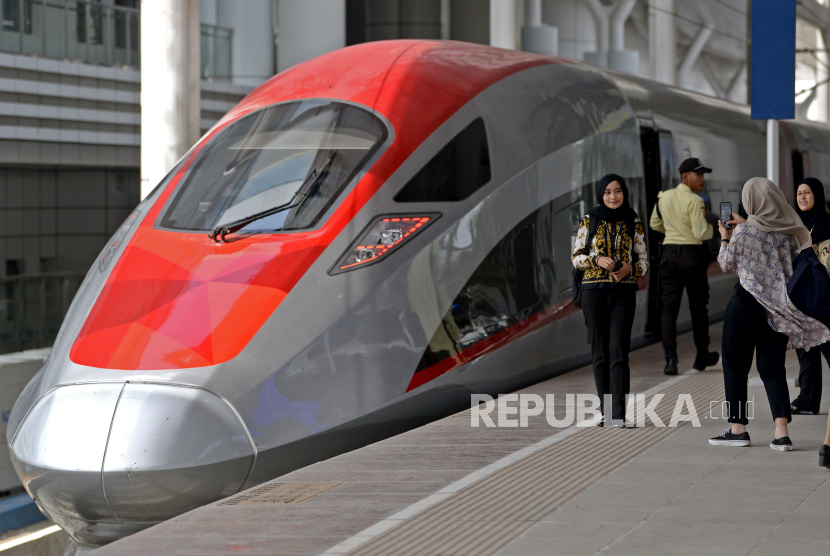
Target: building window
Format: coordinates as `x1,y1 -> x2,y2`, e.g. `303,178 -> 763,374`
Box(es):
201,23 -> 232,80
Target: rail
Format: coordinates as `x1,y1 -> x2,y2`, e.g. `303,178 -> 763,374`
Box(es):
0,272 -> 85,354
0,1 -> 233,78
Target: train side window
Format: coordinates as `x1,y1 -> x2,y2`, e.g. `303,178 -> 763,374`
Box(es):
394,118 -> 491,202
553,200 -> 584,292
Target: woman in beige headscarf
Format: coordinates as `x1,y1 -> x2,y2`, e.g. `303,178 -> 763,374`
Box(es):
709,178 -> 830,453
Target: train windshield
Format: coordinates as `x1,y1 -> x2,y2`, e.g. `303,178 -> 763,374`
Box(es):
158,100 -> 387,232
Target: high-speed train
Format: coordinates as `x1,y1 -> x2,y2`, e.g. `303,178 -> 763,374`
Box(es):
7,40 -> 830,548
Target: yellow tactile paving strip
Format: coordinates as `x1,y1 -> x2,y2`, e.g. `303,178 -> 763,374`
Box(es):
348,371 -> 725,556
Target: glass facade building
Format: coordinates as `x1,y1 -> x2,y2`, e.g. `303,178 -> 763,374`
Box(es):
0,1 -> 261,354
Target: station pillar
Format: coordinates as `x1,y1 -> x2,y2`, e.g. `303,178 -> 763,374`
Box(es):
490,0 -> 517,50
649,0 -> 676,85
140,0 -> 201,199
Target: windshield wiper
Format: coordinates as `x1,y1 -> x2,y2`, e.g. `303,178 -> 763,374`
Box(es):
208,152 -> 337,242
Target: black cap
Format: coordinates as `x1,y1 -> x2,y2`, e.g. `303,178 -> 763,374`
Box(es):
679,158 -> 712,175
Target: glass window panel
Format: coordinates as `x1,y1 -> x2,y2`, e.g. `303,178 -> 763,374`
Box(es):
21,0 -> 43,56
88,2 -> 102,44
1,0 -> 20,31
87,2 -> 106,64
112,8 -> 126,65
44,2 -> 65,59
128,9 -> 137,66
201,24 -> 215,79
74,0 -> 84,41
0,0 -> 22,52
216,27 -> 231,80
66,1 -> 84,60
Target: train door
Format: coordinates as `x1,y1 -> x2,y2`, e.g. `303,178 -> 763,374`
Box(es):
640,127 -> 674,340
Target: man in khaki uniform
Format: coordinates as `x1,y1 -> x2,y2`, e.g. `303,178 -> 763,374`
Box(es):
650,158 -> 720,375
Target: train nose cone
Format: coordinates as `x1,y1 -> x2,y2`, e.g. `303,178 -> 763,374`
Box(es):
9,382 -> 255,547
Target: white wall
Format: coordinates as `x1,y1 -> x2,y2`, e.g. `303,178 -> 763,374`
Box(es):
543,0 -> 596,61
201,0 -> 217,25
217,0 -> 275,86
277,0 -> 346,73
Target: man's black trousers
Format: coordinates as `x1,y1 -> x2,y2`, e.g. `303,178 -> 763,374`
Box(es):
660,248 -> 710,353
582,288 -> 636,420
722,285 -> 791,425
793,342 -> 830,414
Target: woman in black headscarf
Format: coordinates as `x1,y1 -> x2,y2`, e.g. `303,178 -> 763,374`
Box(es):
572,174 -> 649,427
792,177 -> 830,416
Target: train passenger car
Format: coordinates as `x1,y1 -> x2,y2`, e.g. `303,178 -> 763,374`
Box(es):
5,40 -> 824,549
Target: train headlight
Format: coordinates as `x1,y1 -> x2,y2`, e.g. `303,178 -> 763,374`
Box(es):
379,229 -> 403,245
330,213 -> 440,274
99,209 -> 141,272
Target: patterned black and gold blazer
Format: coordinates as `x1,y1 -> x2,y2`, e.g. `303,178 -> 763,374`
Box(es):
571,216 -> 648,289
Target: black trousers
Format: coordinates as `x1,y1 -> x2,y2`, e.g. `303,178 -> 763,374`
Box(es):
793,342 -> 830,413
582,288 -> 636,420
722,285 -> 791,425
660,249 -> 710,352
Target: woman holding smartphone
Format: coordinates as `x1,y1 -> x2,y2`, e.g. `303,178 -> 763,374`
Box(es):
572,174 -> 648,427
712,178 -> 830,452
791,178 -> 830,416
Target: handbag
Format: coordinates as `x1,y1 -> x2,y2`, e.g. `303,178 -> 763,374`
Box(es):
787,246 -> 830,322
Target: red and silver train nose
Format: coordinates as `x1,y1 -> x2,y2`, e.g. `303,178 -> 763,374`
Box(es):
8,382 -> 255,547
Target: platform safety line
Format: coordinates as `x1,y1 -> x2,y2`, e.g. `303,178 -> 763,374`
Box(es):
318,368 -> 703,555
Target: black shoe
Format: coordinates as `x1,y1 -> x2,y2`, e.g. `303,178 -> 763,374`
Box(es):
693,351 -> 720,371
770,437 -> 794,451
791,404 -> 819,415
613,418 -> 635,428
709,428 -> 751,447
820,445 -> 830,468
664,348 -> 678,375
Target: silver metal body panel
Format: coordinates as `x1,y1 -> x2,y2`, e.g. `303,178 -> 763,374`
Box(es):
9,382 -> 254,546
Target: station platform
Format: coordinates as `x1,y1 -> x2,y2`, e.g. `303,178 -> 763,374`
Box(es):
93,322 -> 830,556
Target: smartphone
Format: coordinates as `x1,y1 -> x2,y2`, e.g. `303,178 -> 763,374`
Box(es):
720,202 -> 732,230
613,260 -> 623,272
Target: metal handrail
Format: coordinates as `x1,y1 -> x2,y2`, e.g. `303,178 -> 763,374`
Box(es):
0,272 -> 85,354
0,0 -> 141,68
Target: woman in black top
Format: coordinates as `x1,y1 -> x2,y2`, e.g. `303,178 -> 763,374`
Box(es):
792,178 -> 830,416
572,174 -> 648,426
